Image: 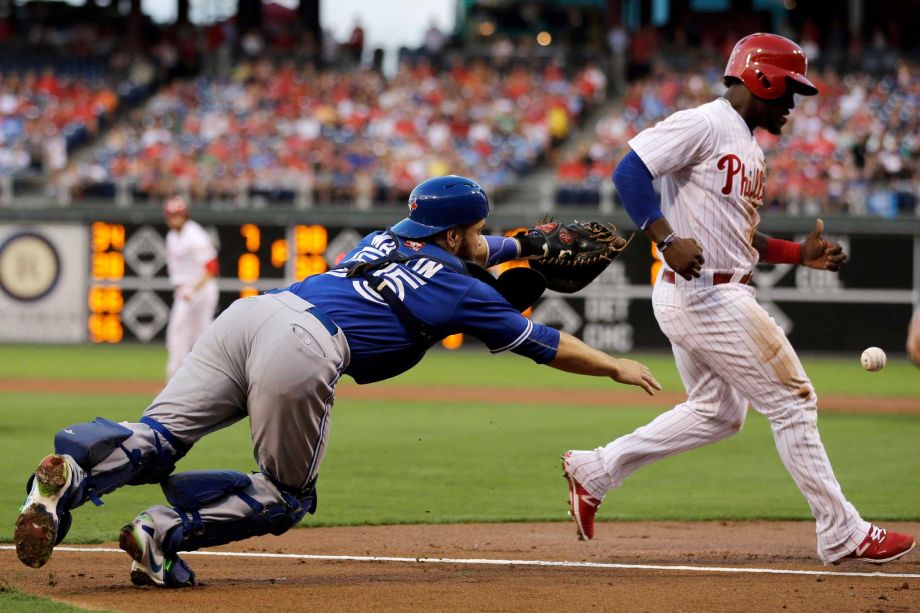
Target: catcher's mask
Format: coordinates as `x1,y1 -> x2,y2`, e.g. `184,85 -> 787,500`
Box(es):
392,175 -> 490,239
724,33 -> 818,100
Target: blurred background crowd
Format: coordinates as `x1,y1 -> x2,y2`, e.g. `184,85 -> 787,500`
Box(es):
0,0 -> 916,217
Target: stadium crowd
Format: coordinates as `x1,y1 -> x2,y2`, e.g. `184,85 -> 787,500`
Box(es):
556,60 -> 919,216
57,57 -> 605,205
0,16 -> 181,190
0,69 -> 124,182
0,10 -> 915,216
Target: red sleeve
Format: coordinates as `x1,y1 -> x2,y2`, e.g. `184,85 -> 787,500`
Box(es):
763,238 -> 801,265
205,258 -> 219,276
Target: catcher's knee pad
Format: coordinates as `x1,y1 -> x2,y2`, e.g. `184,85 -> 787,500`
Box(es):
161,470 -> 317,554
54,417 -> 133,470
53,416 -> 187,507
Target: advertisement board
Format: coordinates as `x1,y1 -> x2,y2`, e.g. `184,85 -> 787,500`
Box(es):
0,224 -> 88,343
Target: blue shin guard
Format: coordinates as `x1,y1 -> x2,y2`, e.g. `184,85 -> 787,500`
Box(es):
159,470 -> 317,554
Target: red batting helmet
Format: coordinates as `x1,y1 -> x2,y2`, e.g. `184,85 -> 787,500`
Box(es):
724,33 -> 818,99
163,196 -> 188,217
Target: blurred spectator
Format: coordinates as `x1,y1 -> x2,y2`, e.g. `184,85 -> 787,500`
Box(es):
423,20 -> 447,69
346,20 -> 365,66
424,21 -> 447,57
628,27 -> 658,80
606,22 -> 629,94
0,68 -> 132,185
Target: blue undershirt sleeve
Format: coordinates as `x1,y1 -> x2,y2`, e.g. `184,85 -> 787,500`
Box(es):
483,235 -> 520,267
612,150 -> 663,231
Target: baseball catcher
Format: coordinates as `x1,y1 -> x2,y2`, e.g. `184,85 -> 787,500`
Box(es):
13,175 -> 659,588
516,218 -> 631,293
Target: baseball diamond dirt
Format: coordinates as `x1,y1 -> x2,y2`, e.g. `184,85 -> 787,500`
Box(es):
1,378 -> 918,414
2,522 -> 920,611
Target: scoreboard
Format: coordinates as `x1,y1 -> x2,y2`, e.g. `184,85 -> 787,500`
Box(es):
87,221 -> 358,343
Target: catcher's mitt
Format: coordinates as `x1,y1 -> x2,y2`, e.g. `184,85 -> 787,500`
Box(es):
516,219 -> 631,293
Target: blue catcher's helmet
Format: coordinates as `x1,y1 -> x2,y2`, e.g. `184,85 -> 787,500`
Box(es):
391,175 -> 490,239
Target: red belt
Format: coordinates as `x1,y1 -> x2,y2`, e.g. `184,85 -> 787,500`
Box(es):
662,270 -> 752,285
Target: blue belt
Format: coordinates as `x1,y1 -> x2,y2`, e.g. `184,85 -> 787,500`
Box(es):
306,306 -> 338,336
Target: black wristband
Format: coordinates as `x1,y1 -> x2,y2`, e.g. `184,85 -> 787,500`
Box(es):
657,232 -> 678,252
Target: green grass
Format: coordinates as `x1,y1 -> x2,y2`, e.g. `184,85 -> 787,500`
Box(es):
0,585 -> 111,612
1,344 -> 918,545
3,344 -> 920,396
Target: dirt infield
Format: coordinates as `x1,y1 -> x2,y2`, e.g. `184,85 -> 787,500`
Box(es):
2,378 -> 920,414
3,521 -> 920,612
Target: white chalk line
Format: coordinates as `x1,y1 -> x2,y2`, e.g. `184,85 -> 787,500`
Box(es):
2,545 -> 919,579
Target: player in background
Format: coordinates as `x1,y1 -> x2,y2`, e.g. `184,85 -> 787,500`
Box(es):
14,175 -> 661,587
561,33 -> 915,565
908,304 -> 920,368
163,196 -> 219,380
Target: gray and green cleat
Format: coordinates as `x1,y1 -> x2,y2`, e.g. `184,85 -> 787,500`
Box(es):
119,512 -> 196,588
15,454 -> 73,568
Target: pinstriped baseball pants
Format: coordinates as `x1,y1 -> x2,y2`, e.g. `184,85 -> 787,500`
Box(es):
570,276 -> 870,562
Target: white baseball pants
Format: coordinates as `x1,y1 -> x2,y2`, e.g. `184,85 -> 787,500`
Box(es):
568,273 -> 870,562
166,280 -> 219,379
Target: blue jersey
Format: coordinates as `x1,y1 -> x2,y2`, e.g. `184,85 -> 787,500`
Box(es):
283,231 -> 560,384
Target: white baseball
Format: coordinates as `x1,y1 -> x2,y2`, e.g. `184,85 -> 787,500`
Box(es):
860,347 -> 886,372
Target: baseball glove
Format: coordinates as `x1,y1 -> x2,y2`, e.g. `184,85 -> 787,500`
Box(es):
516,218 -> 631,293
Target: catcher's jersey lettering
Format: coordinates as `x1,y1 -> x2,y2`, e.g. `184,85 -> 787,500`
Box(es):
284,231 -> 560,384
328,234 -> 444,304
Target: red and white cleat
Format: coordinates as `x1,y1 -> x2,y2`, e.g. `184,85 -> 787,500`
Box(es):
843,524 -> 916,564
561,451 -> 602,541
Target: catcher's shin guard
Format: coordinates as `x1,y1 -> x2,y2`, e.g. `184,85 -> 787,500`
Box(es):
161,470 -> 317,553
53,417 -> 189,507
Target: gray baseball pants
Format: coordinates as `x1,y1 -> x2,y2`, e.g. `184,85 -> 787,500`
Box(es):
66,291 -> 350,550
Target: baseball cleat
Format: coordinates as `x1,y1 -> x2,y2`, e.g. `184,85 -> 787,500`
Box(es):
843,524 -> 916,564
14,454 -> 72,568
119,512 -> 195,588
561,451 -> 602,541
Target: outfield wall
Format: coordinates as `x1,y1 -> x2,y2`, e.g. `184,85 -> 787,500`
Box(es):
1,206 -> 917,353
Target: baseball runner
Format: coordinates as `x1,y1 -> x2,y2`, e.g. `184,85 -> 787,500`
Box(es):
14,175 -> 660,587
163,196 -> 219,380
561,34 -> 916,564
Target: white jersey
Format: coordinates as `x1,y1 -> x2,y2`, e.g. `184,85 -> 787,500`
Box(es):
165,219 -> 217,288
629,98 -> 765,273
